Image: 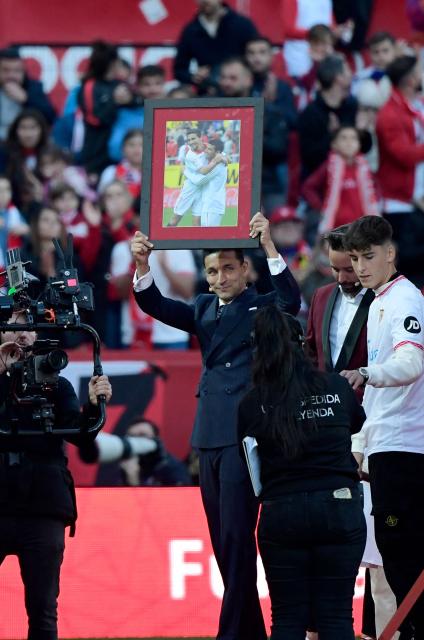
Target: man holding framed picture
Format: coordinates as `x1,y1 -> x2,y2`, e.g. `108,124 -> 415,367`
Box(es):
130,212 -> 301,640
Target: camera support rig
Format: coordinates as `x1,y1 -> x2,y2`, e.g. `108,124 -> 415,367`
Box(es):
0,238 -> 106,436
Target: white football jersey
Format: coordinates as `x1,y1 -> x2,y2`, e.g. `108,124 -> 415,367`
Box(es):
362,275 -> 424,455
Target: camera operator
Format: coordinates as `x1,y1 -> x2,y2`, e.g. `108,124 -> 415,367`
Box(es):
0,309 -> 112,640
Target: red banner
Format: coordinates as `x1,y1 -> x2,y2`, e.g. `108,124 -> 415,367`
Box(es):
0,488 -> 365,638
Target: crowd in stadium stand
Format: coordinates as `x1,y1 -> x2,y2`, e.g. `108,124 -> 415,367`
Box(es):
0,0 -> 423,353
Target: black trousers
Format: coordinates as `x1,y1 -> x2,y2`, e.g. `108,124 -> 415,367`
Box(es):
369,452 -> 424,638
258,486 -> 366,640
0,515 -> 65,640
199,446 -> 267,640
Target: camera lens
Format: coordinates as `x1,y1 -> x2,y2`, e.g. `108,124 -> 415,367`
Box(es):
39,349 -> 69,373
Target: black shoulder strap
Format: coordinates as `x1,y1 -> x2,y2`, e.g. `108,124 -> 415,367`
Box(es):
334,289 -> 374,372
322,286 -> 339,372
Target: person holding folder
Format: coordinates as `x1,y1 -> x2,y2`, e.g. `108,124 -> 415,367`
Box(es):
238,305 -> 366,640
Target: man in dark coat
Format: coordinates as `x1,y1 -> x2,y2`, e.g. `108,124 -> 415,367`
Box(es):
131,212 -> 300,640
0,47 -> 56,140
174,0 -> 258,93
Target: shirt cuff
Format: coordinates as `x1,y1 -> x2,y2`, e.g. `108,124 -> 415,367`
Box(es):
267,255 -> 287,275
133,269 -> 153,292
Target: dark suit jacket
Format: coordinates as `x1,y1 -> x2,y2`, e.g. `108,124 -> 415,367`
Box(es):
306,283 -> 373,375
135,268 -> 300,448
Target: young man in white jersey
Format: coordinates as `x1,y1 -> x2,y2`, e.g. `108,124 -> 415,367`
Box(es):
168,128 -> 206,227
188,138 -> 228,227
341,215 -> 424,639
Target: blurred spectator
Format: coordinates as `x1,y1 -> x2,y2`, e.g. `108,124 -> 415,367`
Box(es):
281,0 -> 353,77
302,125 -> 380,233
20,205 -> 69,285
119,418 -> 192,486
294,24 -> 335,108
100,129 -> 142,199
376,54 -> 424,287
332,0 -> 374,51
78,41 -> 133,177
0,175 -> 29,269
167,84 -> 195,99
298,54 -> 370,178
217,57 -> 293,211
281,0 -> 334,77
299,235 -> 334,306
0,109 -> 49,216
407,0 -> 424,28
100,180 -> 138,348
352,31 -> 396,106
246,37 -> 298,207
38,145 -> 97,203
246,36 -> 297,119
0,47 -> 56,141
174,0 -> 258,94
269,205 -> 311,281
108,64 -> 166,163
49,182 -> 102,274
147,249 -> 196,350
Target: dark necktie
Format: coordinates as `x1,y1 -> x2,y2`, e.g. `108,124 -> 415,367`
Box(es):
216,304 -> 226,323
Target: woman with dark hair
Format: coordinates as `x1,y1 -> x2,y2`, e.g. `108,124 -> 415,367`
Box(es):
1,108 -> 49,215
238,305 -> 367,640
78,40 -> 133,177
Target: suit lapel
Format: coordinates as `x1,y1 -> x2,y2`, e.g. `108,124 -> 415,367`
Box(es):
205,287 -> 255,363
201,296 -> 219,341
322,286 -> 339,372
334,288 -> 374,372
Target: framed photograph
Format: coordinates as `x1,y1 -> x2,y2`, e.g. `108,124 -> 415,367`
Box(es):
140,97 -> 264,249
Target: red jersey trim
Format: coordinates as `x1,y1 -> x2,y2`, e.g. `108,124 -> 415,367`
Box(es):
375,275 -> 406,298
394,340 -> 424,351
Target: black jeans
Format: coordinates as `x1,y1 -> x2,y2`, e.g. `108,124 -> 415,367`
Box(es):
0,515 -> 65,640
258,486 -> 366,640
369,452 -> 424,638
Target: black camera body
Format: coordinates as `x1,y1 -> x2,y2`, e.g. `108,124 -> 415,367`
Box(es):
0,239 -> 105,436
12,340 -> 69,393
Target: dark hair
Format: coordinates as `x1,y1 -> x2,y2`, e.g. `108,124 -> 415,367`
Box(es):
251,305 -> 324,459
220,56 -> 252,74
208,138 -> 224,153
0,47 -> 21,61
39,144 -> 72,165
330,125 -> 359,143
29,204 -> 67,258
386,55 -> 417,88
325,224 -> 351,251
49,181 -> 78,203
308,24 -> 333,44
127,416 -> 160,437
187,128 -> 201,137
203,248 -> 245,265
367,31 -> 395,48
343,216 -> 393,252
317,54 -> 346,90
122,128 -> 143,146
167,84 -> 194,99
245,36 -> 273,51
136,64 -> 165,82
84,40 -> 118,80
7,108 -> 49,151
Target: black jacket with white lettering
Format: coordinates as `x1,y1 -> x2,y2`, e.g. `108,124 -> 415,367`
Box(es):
238,373 -> 365,499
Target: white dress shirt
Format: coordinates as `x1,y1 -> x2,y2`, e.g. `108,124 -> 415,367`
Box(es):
329,287 -> 366,367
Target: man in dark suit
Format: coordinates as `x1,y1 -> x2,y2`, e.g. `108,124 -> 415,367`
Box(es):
306,225 -> 373,376
131,212 -> 300,640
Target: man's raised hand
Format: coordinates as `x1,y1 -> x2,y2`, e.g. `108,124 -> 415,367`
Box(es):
130,231 -> 154,276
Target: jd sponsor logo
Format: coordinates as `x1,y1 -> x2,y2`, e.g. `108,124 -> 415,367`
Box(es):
404,316 -> 421,333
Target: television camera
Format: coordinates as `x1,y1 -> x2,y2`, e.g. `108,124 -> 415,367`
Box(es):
0,237 -> 106,436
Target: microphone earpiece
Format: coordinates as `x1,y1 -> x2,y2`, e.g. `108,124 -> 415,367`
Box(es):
355,281 -> 360,287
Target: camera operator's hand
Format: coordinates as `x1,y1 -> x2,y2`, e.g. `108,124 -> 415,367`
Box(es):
88,375 -> 112,405
0,341 -> 24,374
131,231 -> 154,278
